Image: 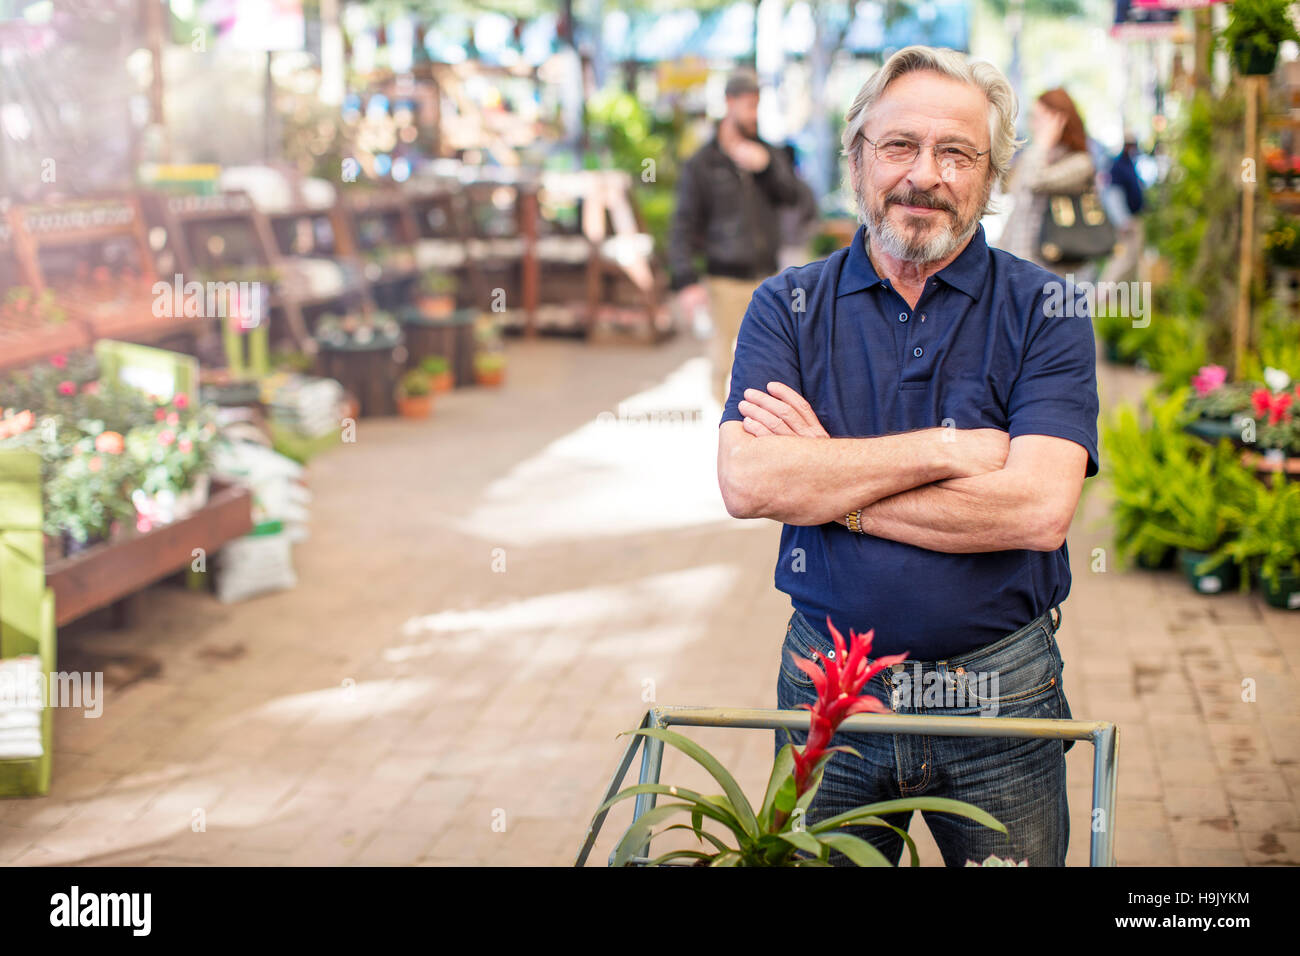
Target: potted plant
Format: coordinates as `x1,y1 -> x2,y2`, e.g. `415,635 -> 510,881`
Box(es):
1184,366 -> 1258,444
1265,146 -> 1290,192
591,619 -> 1005,866
419,354 -> 453,394
415,272 -> 457,319
1148,439 -> 1258,594
396,369 -> 434,419
474,352 -> 506,387
125,397 -> 218,532
1219,0 -> 1300,75
1102,391 -> 1195,571
1264,216 -> 1300,270
1209,473 -> 1300,609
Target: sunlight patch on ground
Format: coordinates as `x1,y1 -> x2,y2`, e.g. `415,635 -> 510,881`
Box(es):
456,357 -> 734,546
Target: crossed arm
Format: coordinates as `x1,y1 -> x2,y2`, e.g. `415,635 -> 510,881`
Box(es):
717,382 -> 1088,553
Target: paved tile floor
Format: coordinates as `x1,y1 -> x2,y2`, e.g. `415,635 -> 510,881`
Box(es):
1,331 -> 1297,866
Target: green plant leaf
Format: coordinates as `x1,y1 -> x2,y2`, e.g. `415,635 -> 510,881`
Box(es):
709,851 -> 742,867
776,828 -> 827,861
658,823 -> 733,855
759,743 -> 796,829
811,797 -> 1005,835
622,727 -> 760,837
645,849 -> 713,866
612,803 -> 694,867
592,783 -> 750,845
856,818 -> 920,866
817,831 -> 894,867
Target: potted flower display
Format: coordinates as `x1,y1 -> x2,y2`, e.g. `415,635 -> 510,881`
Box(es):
1184,365 -> 1257,444
415,272 -> 457,320
1264,216 -> 1300,270
1220,0 -> 1300,76
396,369 -> 434,419
1249,369 -> 1300,463
474,352 -> 506,387
124,395 -> 218,532
419,354 -> 453,394
1265,147 -> 1290,192
591,619 -> 1005,866
1209,473 -> 1300,609
1147,438 -> 1258,594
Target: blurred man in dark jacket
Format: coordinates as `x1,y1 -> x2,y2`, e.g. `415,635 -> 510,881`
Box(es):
670,69 -> 801,405
1099,133 -> 1146,285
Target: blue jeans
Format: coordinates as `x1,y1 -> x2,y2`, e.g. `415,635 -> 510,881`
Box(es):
774,606 -> 1072,867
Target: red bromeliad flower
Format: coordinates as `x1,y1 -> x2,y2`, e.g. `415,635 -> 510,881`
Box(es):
788,617 -> 909,797
1252,388 -> 1293,426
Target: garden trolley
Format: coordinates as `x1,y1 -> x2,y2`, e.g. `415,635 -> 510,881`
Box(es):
575,706 -> 1120,867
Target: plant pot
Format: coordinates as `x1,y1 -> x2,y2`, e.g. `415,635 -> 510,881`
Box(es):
1103,339 -> 1138,366
417,295 -> 456,320
1264,571 -> 1300,610
397,393 -> 434,419
1135,547 -> 1175,571
1185,415 -> 1245,447
429,371 -> 453,394
1270,172 -> 1290,193
475,368 -> 505,387
61,531 -> 106,557
1178,549 -> 1239,595
1234,41 -> 1278,77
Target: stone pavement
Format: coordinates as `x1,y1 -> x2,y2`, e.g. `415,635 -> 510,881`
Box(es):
0,332 -> 1297,866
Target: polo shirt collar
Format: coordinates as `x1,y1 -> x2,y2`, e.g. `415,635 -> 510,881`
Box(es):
837,222 -> 989,301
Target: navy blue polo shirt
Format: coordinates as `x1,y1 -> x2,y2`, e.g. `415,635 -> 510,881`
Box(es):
720,223 -> 1100,660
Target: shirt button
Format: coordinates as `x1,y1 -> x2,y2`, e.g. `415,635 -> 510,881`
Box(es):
913,346 -> 924,358
898,313 -> 908,323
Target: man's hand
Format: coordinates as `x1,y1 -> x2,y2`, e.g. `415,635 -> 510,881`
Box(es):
677,283 -> 708,316
718,118 -> 771,173
738,382 -> 829,438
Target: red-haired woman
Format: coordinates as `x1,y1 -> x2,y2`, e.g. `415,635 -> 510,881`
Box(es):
999,88 -> 1098,276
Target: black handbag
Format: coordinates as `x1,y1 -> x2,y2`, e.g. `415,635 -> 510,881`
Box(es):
1038,190 -> 1117,263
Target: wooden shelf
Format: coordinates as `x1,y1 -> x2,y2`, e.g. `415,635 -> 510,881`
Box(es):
46,481 -> 253,627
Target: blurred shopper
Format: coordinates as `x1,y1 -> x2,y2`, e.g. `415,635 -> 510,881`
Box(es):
1099,133 -> 1146,286
998,88 -> 1098,277
777,144 -> 821,271
717,46 -> 1098,867
669,69 -> 801,405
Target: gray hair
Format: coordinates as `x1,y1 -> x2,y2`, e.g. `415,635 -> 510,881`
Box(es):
841,46 -> 1024,196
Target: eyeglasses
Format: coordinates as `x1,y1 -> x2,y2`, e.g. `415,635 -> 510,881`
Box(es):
862,136 -> 989,172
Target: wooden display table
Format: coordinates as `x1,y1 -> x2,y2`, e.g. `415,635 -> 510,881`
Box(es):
45,481 -> 253,627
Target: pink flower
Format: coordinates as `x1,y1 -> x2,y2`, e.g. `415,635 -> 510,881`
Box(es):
50,354 -> 67,369
57,381 -> 76,396
158,429 -> 176,446
1191,364 -> 1227,397
81,381 -> 99,395
154,408 -> 166,421
173,393 -> 190,410
88,456 -> 102,473
166,411 -> 179,426
178,438 -> 193,453
94,431 -> 124,454
136,515 -> 152,534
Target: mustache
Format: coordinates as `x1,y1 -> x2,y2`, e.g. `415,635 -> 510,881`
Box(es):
887,191 -> 954,214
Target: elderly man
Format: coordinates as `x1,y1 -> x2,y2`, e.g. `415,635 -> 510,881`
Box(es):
716,46 -> 1099,867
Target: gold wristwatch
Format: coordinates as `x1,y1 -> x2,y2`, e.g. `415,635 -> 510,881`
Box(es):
845,509 -> 864,533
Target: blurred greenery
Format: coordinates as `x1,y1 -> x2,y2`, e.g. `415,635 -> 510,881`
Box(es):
584,87 -> 683,253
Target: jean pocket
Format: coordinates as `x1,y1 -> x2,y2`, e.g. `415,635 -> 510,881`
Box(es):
779,614 -> 831,689
945,629 -> 1061,709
